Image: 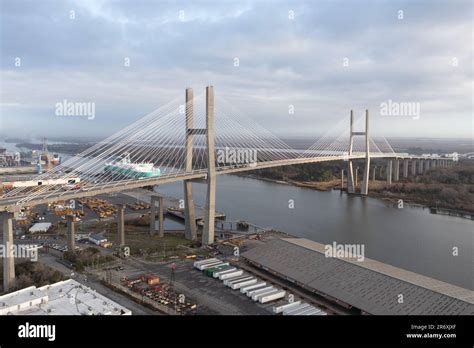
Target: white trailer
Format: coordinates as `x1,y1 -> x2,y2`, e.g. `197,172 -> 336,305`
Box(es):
198,261 -> 229,271
285,304 -> 314,315
225,276 -> 253,287
247,286 -> 274,298
283,303 -> 311,315
294,306 -> 319,315
273,301 -> 302,314
259,290 -> 286,304
230,278 -> 257,290
220,270 -> 244,281
252,288 -> 280,302
241,282 -> 267,294
193,258 -> 218,268
302,308 -> 325,315
222,274 -> 249,285
196,260 -> 223,270
213,268 -> 237,278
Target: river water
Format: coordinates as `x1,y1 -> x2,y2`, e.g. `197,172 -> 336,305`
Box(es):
156,175 -> 473,290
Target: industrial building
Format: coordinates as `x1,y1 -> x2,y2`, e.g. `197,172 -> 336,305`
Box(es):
28,222 -> 52,234
0,279 -> 131,315
88,233 -> 108,246
241,238 -> 474,315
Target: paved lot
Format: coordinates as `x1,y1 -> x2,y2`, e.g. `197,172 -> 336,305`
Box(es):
119,257 -> 288,315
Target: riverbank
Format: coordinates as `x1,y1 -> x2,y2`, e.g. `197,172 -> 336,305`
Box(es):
241,174 -> 339,191
243,174 -> 473,217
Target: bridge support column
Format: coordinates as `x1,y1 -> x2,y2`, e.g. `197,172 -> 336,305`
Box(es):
347,110 -> 355,194
2,212 -> 15,292
355,167 -> 359,188
117,204 -> 125,246
183,88 -> 197,241
393,159 -> 400,182
203,86 -> 216,245
403,159 -> 408,178
379,166 -> 383,179
372,166 -> 376,181
424,159 -> 430,173
360,110 -> 370,195
386,160 -> 392,184
418,159 -> 424,174
66,215 -> 75,254
340,169 -> 344,190
150,196 -> 164,238
411,160 -> 417,176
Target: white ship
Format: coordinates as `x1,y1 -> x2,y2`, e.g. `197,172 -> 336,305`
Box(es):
104,154 -> 160,178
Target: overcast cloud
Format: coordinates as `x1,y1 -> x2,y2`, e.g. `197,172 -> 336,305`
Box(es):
0,0 -> 472,139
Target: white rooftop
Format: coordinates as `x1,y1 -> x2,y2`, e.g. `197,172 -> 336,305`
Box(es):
0,279 -> 131,315
29,222 -> 52,233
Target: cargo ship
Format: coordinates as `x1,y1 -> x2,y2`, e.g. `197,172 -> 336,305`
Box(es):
104,154 -> 161,178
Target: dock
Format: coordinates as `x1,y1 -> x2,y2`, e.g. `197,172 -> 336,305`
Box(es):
122,189 -> 226,223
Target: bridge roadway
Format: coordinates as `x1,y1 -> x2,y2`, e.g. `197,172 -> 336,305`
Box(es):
0,154 -> 449,212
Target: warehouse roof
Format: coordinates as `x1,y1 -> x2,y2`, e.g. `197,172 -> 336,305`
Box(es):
0,279 -> 131,315
241,238 -> 474,315
29,222 -> 52,233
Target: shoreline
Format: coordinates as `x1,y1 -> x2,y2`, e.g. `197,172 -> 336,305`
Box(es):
238,174 -> 473,219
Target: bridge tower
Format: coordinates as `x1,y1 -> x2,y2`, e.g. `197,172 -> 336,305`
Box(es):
347,110 -> 370,195
202,86 -> 216,245
183,88 -> 197,241
181,86 -> 216,245
360,110 -> 370,195
347,110 -> 356,194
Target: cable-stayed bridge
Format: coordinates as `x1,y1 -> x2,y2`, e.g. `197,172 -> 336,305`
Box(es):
0,86 -> 454,291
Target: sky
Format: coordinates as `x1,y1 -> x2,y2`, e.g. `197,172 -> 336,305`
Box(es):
0,0 -> 472,140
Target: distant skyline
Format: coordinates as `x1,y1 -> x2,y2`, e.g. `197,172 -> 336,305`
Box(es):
0,0 -> 472,139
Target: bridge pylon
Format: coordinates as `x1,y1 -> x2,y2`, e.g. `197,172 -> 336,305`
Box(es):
347,110 -> 371,195
202,86 -> 216,245
183,88 -> 197,241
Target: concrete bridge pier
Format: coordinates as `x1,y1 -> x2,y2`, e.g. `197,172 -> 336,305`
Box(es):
379,166 -> 383,179
424,159 -> 430,173
432,159 -> 437,168
340,169 -> 344,190
418,160 -> 424,174
150,196 -> 164,238
347,161 -> 355,193
393,159 -> 400,182
203,86 -> 216,245
117,204 -> 125,246
2,212 -> 15,292
66,215 -> 76,254
411,160 -> 417,176
360,110 -> 370,195
183,88 -> 197,241
372,166 -> 376,181
403,159 -> 408,178
386,160 -> 392,184
355,167 -> 359,188
347,110 -> 356,194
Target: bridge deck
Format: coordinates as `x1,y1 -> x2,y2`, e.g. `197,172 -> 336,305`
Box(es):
0,155 -> 452,212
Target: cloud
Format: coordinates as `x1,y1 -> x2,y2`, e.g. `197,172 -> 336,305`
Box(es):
0,0 -> 472,139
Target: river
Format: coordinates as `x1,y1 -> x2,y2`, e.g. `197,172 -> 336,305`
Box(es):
155,175 -> 473,290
